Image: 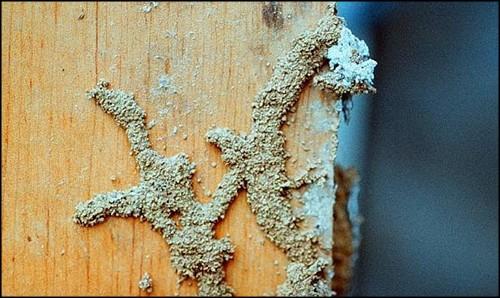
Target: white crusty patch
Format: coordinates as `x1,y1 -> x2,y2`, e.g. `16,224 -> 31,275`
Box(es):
314,24 -> 377,95
327,25 -> 377,89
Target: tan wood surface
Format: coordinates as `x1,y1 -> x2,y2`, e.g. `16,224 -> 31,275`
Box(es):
2,2 -> 332,295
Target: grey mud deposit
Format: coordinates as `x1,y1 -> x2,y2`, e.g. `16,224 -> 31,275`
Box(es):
73,3 -> 375,296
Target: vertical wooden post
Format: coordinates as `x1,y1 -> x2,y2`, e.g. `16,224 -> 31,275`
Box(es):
2,2 -> 336,295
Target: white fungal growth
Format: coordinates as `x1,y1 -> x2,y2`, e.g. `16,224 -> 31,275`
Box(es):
327,26 -> 376,86
314,24 -> 377,95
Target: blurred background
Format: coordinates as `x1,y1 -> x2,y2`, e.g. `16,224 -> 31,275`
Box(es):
336,2 -> 498,296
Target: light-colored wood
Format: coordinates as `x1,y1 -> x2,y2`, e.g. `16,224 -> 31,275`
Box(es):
2,2 -> 332,295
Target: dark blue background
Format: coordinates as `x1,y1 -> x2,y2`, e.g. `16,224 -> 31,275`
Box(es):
336,2 -> 498,295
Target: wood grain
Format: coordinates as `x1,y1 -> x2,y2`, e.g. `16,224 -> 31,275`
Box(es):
1,2 -> 332,295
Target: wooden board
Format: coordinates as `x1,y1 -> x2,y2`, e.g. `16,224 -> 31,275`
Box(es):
2,2 -> 333,295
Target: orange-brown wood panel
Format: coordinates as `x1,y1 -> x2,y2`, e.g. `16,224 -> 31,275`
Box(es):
2,2 -> 331,295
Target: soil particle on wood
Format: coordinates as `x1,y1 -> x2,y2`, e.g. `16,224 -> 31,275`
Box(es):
77,9 -> 85,20
141,2 -> 159,14
139,272 -> 153,293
